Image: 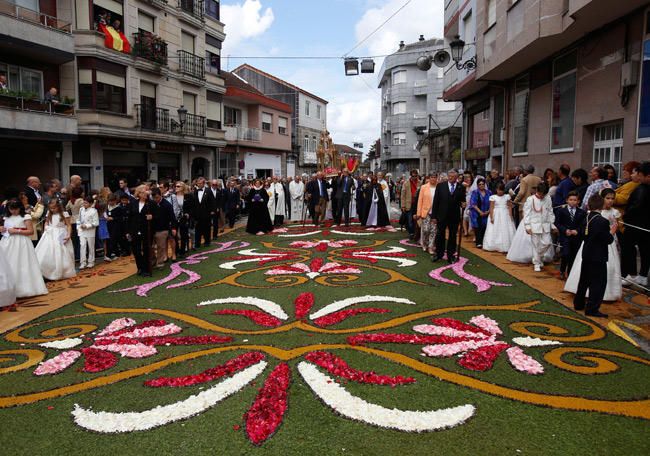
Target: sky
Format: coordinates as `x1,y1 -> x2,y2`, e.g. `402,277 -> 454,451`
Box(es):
221,0 -> 445,157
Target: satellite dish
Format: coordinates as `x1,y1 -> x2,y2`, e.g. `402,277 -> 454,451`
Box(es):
416,55 -> 432,71
433,50 -> 451,68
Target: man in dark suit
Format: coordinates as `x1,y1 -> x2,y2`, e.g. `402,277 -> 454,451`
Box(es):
209,179 -> 225,239
430,169 -> 466,263
555,191 -> 586,280
305,172 -> 329,227
224,180 -> 241,229
128,186 -> 159,277
24,176 -> 42,207
573,193 -> 616,317
193,177 -> 216,248
332,169 -> 355,226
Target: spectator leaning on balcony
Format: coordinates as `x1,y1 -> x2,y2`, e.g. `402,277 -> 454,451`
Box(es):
44,87 -> 59,105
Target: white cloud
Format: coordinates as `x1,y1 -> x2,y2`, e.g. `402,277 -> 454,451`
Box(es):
221,0 -> 275,49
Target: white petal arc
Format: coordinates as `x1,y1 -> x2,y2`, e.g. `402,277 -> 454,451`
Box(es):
512,337 -> 563,347
197,297 -> 289,320
219,249 -> 287,270
297,362 -> 474,432
330,230 -> 373,236
72,361 -> 267,433
39,338 -> 84,349
278,230 -> 322,238
309,296 -> 415,320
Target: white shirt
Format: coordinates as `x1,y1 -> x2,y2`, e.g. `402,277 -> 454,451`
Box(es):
197,188 -> 204,202
138,202 -> 145,213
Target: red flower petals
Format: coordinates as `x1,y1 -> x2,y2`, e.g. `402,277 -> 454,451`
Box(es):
429,318 -> 491,337
305,351 -> 415,386
309,258 -> 324,272
81,348 -> 118,373
145,352 -> 265,388
93,335 -> 233,347
215,310 -> 283,327
313,308 -> 390,327
294,292 -> 315,319
347,333 -> 471,346
458,343 -> 509,371
315,243 -> 328,252
245,363 -> 291,445
105,319 -> 167,337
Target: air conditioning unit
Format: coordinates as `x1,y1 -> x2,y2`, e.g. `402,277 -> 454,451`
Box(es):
621,61 -> 639,88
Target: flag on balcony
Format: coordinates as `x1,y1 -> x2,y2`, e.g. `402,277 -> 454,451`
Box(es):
99,23 -> 131,54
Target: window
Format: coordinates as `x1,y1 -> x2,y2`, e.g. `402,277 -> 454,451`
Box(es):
638,11 -> 650,141
206,0 -> 220,21
138,10 -> 154,33
316,105 -> 321,119
139,81 -> 156,129
205,34 -> 222,74
92,0 -> 124,32
437,98 -> 455,111
303,135 -> 310,152
181,31 -> 195,53
393,132 -> 407,145
487,0 -> 496,27
463,11 -> 474,45
278,117 -> 288,135
593,123 -> 623,177
311,136 -> 318,153
262,112 -> 272,132
0,63 -> 44,98
305,100 -> 311,116
471,109 -> 490,148
224,106 -> 240,125
77,58 -> 126,113
513,74 -> 529,155
392,101 -> 406,114
550,50 -> 577,151
392,70 -> 407,85
182,92 -> 196,114
492,92 -> 505,147
207,91 -> 222,129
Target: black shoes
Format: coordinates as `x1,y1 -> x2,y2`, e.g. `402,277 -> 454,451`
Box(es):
585,311 -> 608,318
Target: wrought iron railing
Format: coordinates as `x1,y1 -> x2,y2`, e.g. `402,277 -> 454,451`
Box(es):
182,113 -> 206,137
0,0 -> 71,32
178,0 -> 204,20
135,104 -> 170,132
177,50 -> 205,80
132,31 -> 168,65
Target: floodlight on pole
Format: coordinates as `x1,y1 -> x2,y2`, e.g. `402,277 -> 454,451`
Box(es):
344,58 -> 360,76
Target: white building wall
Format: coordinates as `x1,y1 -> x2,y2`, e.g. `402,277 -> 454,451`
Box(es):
298,93 -> 327,131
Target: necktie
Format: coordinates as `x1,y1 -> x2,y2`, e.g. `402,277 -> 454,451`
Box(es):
450,184 -> 455,194
569,208 -> 575,221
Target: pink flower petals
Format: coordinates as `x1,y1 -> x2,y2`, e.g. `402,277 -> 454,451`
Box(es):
429,257 -> 511,292
469,315 -> 503,336
34,350 -> 81,376
506,347 -> 544,375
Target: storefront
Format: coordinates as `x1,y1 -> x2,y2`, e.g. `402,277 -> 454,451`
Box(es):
242,150 -> 281,180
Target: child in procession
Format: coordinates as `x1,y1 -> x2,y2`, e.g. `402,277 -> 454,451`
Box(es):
78,196 -> 99,269
555,191 -> 586,280
35,199 -> 76,280
523,183 -> 555,272
483,182 -> 516,252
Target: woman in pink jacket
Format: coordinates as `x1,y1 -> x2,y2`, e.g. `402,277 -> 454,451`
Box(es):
415,173 -> 438,254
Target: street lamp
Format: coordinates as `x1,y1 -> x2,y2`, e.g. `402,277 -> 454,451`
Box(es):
177,105 -> 188,128
449,35 -> 476,71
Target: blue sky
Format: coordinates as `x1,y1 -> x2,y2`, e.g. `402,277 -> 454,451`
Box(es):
221,0 -> 445,154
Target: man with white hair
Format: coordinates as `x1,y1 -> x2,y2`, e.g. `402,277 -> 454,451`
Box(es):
377,172 -> 390,209
289,175 -> 305,221
24,176 -> 42,207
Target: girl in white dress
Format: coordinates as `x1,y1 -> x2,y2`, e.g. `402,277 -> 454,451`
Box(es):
35,199 -> 76,280
0,200 -> 48,298
564,188 -> 622,301
483,183 -> 516,252
0,246 -> 16,310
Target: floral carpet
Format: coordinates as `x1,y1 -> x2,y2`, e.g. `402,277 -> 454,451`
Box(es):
1,223 -> 649,455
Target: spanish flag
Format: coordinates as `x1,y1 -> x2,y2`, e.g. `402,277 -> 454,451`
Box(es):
99,23 -> 131,54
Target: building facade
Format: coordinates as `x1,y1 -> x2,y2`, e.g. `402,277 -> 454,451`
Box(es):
378,36 -> 462,176
1,0 -> 227,194
443,0 -> 650,177
222,71 -> 292,179
418,126 -> 462,173
233,64 -> 328,176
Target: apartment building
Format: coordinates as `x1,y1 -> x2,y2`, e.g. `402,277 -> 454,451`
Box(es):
222,71 -> 292,179
379,37 -> 462,176
0,0 -> 226,193
443,0 -> 650,176
233,64 -> 328,176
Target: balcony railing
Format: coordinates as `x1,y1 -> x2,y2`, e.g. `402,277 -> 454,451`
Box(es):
224,124 -> 261,142
132,31 -> 168,65
0,0 -> 71,32
179,0 -> 204,20
177,50 -> 205,80
142,0 -> 168,9
135,104 -> 170,132
0,93 -> 74,115
182,112 -> 206,137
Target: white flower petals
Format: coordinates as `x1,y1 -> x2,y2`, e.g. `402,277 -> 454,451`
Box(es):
309,296 -> 415,320
297,362 -> 474,432
72,361 -> 268,433
197,297 -> 289,320
512,337 -> 563,347
277,230 -> 322,238
39,338 -> 83,349
330,230 -> 374,236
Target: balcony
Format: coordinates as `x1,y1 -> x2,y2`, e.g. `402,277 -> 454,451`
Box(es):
178,0 -> 204,21
0,0 -> 70,32
132,31 -> 168,65
181,113 -> 206,137
135,104 -> 170,132
0,93 -> 76,137
443,0 -> 459,37
177,50 -> 205,81
413,80 -> 428,96
413,112 -> 428,120
224,125 -> 261,142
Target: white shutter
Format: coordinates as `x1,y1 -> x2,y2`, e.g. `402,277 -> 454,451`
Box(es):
207,100 -> 221,120
94,0 -> 123,16
140,81 -> 156,99
182,92 -> 196,114
181,32 -> 195,52
96,71 -> 125,88
487,0 -> 496,27
262,113 -> 272,123
138,11 -> 154,33
78,69 -> 92,85
278,117 -> 287,128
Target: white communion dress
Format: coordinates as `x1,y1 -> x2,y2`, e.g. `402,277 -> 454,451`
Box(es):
0,214 -> 48,298
0,249 -> 16,308
483,194 -> 516,252
35,212 -> 76,281
506,220 -> 555,263
564,209 -> 622,301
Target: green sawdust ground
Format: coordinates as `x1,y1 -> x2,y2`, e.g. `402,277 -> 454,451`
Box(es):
1,227 -> 649,456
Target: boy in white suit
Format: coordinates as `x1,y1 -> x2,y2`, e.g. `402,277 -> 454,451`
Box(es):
78,196 -> 99,269
524,182 -> 556,272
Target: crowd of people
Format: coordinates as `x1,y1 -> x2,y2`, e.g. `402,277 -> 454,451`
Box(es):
1,160 -> 648,318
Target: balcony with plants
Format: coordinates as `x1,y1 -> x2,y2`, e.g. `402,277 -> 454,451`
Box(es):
132,30 -> 168,65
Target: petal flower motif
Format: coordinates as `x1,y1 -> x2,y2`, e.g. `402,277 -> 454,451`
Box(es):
429,257 -> 511,293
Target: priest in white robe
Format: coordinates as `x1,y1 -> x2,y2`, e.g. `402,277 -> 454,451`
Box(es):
272,177 -> 286,226
289,175 -> 305,221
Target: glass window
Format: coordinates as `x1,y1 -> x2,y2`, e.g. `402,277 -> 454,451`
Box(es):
513,74 -> 529,154
77,61 -> 126,113
316,105 -> 321,119
205,51 -> 220,73
393,132 -> 406,145
182,92 -> 196,114
262,112 -> 272,132
224,106 -> 240,125
206,0 -> 219,21
639,14 -> 650,140
303,135 -> 310,152
311,136 -> 317,153
278,117 -> 288,135
392,101 -> 406,114
471,109 -> 490,148
305,100 -> 310,116
392,70 -> 407,85
138,10 -> 154,33
551,50 -> 577,151
20,68 -> 43,97
487,0 -> 496,27
493,92 -> 505,147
